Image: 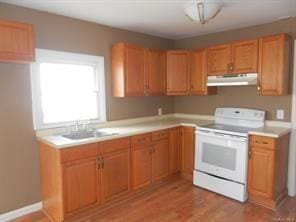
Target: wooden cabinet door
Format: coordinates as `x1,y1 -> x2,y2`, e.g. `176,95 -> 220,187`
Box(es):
0,19 -> 35,63
166,50 -> 190,95
258,34 -> 290,95
207,44 -> 231,76
131,145 -> 152,190
231,39 -> 258,74
152,139 -> 169,182
181,127 -> 195,174
146,49 -> 165,95
125,44 -> 146,96
190,49 -> 217,95
169,127 -> 181,175
248,147 -> 275,199
101,149 -> 130,202
63,158 -> 100,213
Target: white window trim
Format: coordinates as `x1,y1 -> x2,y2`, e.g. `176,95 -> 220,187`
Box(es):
30,49 -> 106,130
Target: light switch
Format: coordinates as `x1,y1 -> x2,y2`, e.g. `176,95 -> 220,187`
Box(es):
158,108 -> 162,116
276,109 -> 284,120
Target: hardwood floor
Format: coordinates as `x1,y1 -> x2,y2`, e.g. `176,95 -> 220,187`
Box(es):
13,178 -> 296,222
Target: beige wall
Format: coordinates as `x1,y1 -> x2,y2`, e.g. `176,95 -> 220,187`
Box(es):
0,3 -> 174,214
174,18 -> 296,121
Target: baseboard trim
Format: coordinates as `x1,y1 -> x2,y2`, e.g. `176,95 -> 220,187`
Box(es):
0,202 -> 42,221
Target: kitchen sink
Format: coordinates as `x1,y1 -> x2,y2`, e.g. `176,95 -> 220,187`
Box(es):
62,130 -> 118,140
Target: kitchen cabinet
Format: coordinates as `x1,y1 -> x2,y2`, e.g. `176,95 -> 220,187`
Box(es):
207,44 -> 231,76
145,48 -> 166,95
100,148 -> 130,202
169,127 -> 181,175
180,126 -> 195,181
111,43 -> 146,97
0,19 -> 35,63
166,50 -> 190,95
207,39 -> 258,76
190,49 -> 217,95
131,133 -> 152,190
63,158 -> 100,213
231,39 -> 258,74
258,34 -> 291,95
248,134 -> 290,209
151,131 -> 169,182
131,130 -> 169,190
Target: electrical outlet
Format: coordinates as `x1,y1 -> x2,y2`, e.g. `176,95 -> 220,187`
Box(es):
276,109 -> 284,120
158,108 -> 162,116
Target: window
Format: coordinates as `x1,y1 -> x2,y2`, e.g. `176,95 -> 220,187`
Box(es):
31,49 -> 106,130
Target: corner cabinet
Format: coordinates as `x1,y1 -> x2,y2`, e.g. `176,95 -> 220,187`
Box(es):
190,49 -> 217,95
258,34 -> 291,95
0,19 -> 35,63
166,50 -> 190,95
248,134 -> 290,209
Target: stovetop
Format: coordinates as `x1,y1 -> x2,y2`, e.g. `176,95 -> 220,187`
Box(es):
197,123 -> 261,137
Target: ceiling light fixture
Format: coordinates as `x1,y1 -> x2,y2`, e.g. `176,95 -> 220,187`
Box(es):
185,0 -> 221,24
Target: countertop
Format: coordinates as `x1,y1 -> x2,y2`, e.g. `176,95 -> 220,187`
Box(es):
37,117 -> 291,149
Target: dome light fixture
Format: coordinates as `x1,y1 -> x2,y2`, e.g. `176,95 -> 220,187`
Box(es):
185,0 -> 221,24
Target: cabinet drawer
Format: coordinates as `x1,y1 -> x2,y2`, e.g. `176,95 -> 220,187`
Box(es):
151,130 -> 169,141
100,137 -> 130,154
131,133 -> 151,147
249,135 -> 275,149
59,143 -> 100,163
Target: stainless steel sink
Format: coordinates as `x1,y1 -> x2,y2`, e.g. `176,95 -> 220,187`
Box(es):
62,130 -> 118,140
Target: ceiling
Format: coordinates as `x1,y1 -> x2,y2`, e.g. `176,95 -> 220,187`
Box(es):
2,0 -> 296,39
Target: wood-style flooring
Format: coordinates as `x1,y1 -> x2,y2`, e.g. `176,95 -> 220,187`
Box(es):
12,178 -> 296,222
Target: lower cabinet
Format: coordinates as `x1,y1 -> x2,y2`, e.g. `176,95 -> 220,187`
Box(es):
180,126 -> 195,180
169,127 -> 181,175
63,158 -> 100,214
131,130 -> 169,190
101,148 -> 130,202
247,134 -> 290,209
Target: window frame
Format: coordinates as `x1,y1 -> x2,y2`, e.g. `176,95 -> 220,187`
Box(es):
31,49 -> 106,130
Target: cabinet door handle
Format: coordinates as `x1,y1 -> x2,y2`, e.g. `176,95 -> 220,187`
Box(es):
248,151 -> 251,159
97,157 -> 101,169
230,63 -> 234,72
257,83 -> 261,91
101,157 -> 105,168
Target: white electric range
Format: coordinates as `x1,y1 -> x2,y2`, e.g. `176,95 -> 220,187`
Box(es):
194,107 -> 265,202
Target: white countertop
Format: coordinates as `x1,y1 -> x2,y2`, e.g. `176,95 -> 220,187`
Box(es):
37,117 -> 291,149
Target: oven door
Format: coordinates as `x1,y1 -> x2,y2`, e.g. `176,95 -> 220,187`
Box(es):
195,130 -> 248,184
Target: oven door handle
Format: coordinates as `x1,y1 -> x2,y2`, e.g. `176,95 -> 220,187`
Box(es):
196,130 -> 247,142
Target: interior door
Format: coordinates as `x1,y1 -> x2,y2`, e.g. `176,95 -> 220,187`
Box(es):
63,158 -> 100,213
101,149 -> 130,202
152,139 -> 169,182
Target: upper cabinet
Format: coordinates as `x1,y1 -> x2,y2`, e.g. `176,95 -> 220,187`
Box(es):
258,34 -> 291,96
111,43 -> 146,97
145,49 -> 166,96
190,49 -> 217,95
111,43 -> 165,97
207,44 -> 231,76
207,39 -> 258,76
166,50 -> 190,95
0,19 -> 35,63
231,39 -> 258,74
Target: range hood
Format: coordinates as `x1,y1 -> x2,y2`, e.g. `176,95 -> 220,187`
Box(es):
207,73 -> 258,86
